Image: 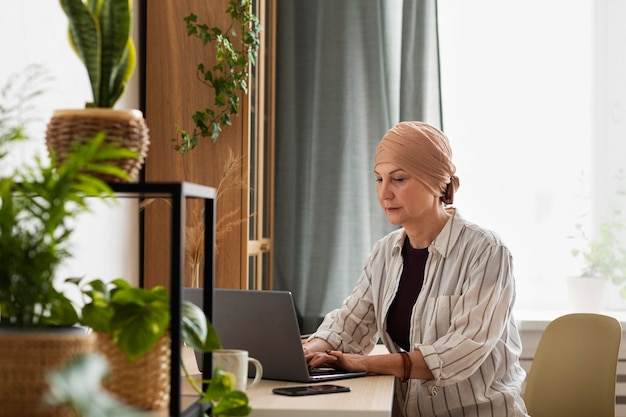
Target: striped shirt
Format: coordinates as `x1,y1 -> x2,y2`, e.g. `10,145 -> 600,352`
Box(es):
311,210 -> 529,417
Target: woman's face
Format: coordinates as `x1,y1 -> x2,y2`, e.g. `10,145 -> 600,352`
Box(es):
374,153 -> 439,228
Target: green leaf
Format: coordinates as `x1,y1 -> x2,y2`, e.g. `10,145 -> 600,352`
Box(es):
111,310 -> 169,361
99,0 -> 132,106
83,163 -> 132,180
44,289 -> 80,326
82,302 -> 114,332
182,301 -> 222,352
203,367 -> 235,402
60,0 -> 101,106
107,286 -> 170,361
211,390 -> 251,417
108,39 -> 137,107
110,278 -> 133,290
72,278 -> 114,331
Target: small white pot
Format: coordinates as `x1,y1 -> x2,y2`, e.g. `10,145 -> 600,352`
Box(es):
565,275 -> 609,312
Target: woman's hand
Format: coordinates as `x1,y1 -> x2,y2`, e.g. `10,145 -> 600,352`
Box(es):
304,343 -> 434,381
305,349 -> 369,373
302,337 -> 333,357
302,337 -> 369,373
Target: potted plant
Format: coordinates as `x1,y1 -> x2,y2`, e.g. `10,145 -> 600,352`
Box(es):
46,351 -> 250,417
46,0 -> 150,182
0,66 -> 137,416
45,354 -> 155,417
69,278 -> 251,415
0,134 -> 133,327
567,185 -> 626,311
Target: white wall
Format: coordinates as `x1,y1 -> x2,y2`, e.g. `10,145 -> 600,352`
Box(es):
0,1 -> 142,289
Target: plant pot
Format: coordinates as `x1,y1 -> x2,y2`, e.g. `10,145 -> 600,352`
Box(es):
94,331 -> 170,410
565,275 -> 609,312
45,108 -> 150,183
0,327 -> 95,417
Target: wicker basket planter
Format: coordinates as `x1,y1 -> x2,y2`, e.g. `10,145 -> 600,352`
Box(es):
0,329 -> 95,417
45,108 -> 150,183
94,331 -> 171,411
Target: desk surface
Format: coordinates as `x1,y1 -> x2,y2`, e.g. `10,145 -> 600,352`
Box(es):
245,375 -> 395,417
180,346 -> 395,417
180,372 -> 394,417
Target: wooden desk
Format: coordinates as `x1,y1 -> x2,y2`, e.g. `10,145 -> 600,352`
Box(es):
244,375 -> 395,417
180,346 -> 395,417
180,373 -> 395,417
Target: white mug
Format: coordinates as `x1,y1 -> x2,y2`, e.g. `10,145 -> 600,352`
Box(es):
212,349 -> 263,392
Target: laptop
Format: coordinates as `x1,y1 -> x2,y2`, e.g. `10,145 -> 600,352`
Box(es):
183,288 -> 367,383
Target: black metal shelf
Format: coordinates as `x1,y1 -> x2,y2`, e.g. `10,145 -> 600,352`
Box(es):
109,182 -> 216,417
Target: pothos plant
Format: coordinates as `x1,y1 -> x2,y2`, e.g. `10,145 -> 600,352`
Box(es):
172,0 -> 262,154
70,278 -> 251,416
47,352 -> 251,417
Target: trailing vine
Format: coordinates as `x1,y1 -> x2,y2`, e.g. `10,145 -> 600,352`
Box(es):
173,0 -> 262,155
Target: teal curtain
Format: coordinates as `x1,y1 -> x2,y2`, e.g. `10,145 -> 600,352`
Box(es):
274,0 -> 442,333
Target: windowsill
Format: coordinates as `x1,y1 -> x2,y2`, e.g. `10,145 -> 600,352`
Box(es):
513,308 -> 626,331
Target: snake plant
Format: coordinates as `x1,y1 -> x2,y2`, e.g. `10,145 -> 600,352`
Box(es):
59,0 -> 136,108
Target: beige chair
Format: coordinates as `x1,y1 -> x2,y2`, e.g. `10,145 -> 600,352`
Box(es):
523,313 -> 622,417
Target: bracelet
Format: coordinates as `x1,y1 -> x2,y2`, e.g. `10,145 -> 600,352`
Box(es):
399,351 -> 412,382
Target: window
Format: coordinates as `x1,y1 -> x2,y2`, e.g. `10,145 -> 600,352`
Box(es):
247,0 -> 275,290
438,0 -> 626,311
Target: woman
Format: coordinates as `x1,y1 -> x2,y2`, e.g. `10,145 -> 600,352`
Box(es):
303,121 -> 528,417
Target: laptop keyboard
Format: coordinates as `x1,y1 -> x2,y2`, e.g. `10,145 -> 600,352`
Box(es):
309,367 -> 345,376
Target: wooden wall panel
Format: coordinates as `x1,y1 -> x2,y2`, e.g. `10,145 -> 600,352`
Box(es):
144,0 -> 249,290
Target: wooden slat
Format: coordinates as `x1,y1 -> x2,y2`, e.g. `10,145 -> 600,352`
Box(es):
144,0 -> 248,290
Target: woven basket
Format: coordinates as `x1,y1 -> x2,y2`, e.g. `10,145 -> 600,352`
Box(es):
45,108 -> 150,183
94,331 -> 171,410
0,329 -> 95,417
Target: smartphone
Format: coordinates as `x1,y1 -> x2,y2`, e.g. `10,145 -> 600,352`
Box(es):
272,384 -> 351,396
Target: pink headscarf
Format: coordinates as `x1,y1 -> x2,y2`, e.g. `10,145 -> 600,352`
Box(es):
375,121 -> 460,204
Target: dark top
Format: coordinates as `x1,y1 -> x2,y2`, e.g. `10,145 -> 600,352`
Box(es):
386,236 -> 428,351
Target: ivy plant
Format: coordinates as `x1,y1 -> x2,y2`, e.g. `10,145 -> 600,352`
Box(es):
173,0 -> 262,154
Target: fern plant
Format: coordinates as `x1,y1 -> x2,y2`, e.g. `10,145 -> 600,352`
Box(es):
0,132 -> 136,327
0,65 -> 137,328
